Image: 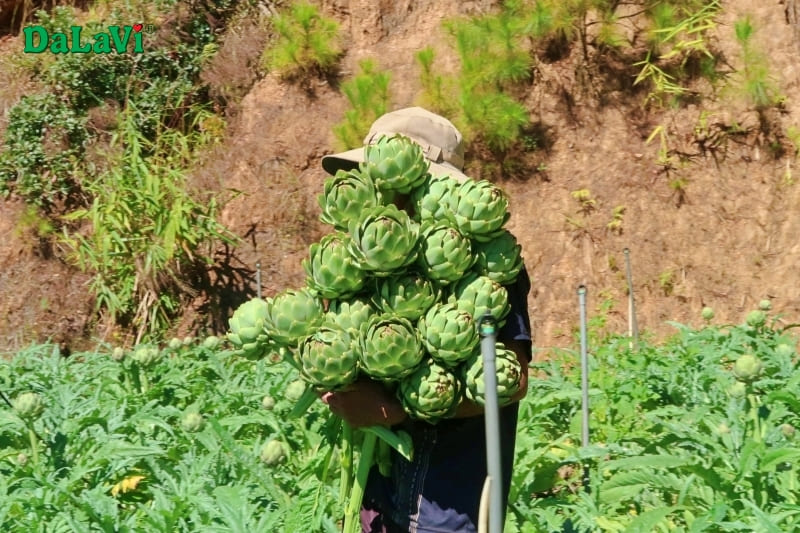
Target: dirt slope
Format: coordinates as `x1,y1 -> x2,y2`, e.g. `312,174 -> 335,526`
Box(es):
1,0 -> 799,356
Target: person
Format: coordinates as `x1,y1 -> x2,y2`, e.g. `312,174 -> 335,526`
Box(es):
319,107 -> 533,533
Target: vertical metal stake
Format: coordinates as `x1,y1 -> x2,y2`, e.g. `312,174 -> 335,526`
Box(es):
578,285 -> 591,492
256,261 -> 262,300
479,313 -> 503,533
623,248 -> 639,347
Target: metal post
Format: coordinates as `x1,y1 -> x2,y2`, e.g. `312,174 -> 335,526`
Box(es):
578,285 -> 591,491
479,312 -> 503,533
623,248 -> 639,347
256,261 -> 262,299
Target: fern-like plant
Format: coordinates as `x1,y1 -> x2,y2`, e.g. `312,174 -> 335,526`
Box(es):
263,2 -> 343,80
332,60 -> 391,150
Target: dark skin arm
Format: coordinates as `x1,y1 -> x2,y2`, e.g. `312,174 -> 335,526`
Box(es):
320,339 -> 530,428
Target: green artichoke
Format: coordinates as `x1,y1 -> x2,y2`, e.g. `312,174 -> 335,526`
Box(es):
304,232 -> 366,299
181,412 -> 205,433
111,347 -> 125,362
361,134 -> 429,194
399,360 -> 462,422
416,223 -> 475,285
13,392 -> 44,421
202,336 -> 221,350
324,296 -> 376,336
360,314 -> 424,381
285,379 -> 307,402
228,297 -> 271,359
260,440 -> 288,465
418,302 -> 479,368
262,395 -> 276,410
299,325 -> 360,391
472,229 -> 523,284
733,354 -> 763,382
462,343 -> 523,407
132,344 -> 161,367
263,288 -> 324,347
372,272 -> 439,321
746,310 -> 767,328
319,168 -> 381,230
348,204 -> 419,276
447,179 -> 510,242
410,174 -> 460,224
449,272 -> 510,325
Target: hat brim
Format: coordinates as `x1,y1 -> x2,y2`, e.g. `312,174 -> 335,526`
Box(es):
321,147 -> 469,183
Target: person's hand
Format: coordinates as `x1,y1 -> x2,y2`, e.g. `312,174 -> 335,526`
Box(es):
320,377 -> 408,428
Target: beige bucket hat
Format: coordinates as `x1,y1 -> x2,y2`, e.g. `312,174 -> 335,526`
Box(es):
321,107 -> 468,182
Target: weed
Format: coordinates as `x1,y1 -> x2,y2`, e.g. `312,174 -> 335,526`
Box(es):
732,15 -> 782,111
659,269 -> 675,296
606,205 -> 625,234
570,189 -> 596,214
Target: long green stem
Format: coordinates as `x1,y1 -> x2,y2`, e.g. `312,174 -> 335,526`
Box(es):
28,426 -> 39,466
340,422 -> 353,507
343,431 -> 377,533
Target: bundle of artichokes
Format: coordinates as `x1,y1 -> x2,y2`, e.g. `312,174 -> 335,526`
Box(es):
228,133 -> 525,420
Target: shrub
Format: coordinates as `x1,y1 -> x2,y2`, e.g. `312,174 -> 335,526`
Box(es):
332,59 -> 391,150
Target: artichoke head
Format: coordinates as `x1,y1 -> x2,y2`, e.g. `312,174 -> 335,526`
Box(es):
228,297 -> 271,359
372,271 -> 439,322
472,229 -> 523,284
410,174 -> 460,224
462,343 -> 523,407
399,360 -> 463,423
448,272 -> 510,326
13,392 -> 44,421
447,179 -> 510,242
304,232 -> 366,299
416,223 -> 475,285
733,354 -> 763,382
360,314 -> 424,381
263,288 -> 324,347
361,134 -> 429,194
319,168 -> 381,230
418,302 -> 479,368
299,325 -> 360,391
324,296 -> 376,337
348,204 -> 419,276
132,344 -> 161,367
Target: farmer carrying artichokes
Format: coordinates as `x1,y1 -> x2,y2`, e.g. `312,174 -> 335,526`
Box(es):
319,107 -> 532,533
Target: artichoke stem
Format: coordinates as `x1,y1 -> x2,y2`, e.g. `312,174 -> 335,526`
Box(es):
28,426 -> 38,466
340,422 -> 354,507
343,431 -> 377,533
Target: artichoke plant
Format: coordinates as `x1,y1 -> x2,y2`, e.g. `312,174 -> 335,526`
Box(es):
447,179 -> 510,242
13,392 -> 44,421
319,168 -> 381,230
399,360 -> 462,422
416,223 -> 474,284
410,174 -> 460,224
228,297 -> 271,359
348,204 -> 419,276
263,288 -> 325,347
132,344 -> 161,367
304,232 -> 366,299
361,134 -> 429,194
360,314 -> 424,381
449,272 -> 510,325
462,343 -> 523,407
299,325 -> 361,391
472,229 -> 523,284
418,302 -> 478,368
372,272 -> 439,321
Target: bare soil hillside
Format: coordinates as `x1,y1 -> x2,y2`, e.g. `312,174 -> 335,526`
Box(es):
1,0 -> 799,356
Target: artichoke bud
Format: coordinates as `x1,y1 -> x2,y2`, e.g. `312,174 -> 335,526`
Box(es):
264,288 -> 325,347
447,179 -> 510,241
261,396 -> 276,410
181,412 -> 205,433
746,310 -> 767,328
701,307 -> 715,321
228,298 -> 271,358
372,271 -> 439,321
13,392 -> 44,421
168,337 -> 182,350
419,302 -> 479,368
775,343 -> 795,358
132,344 -> 161,367
348,205 -> 420,276
416,223 -> 474,285
732,354 -> 763,382
260,440 -> 287,465
462,343 -> 523,407
728,381 -> 747,398
471,229 -> 523,284
758,299 -> 772,311
202,336 -> 221,350
324,297 -> 376,336
299,326 -> 360,391
781,424 -> 796,438
411,174 -> 460,224
361,134 -> 429,194
304,232 -> 365,299
360,314 -> 424,381
319,168 -> 381,230
111,347 -> 126,362
449,273 -> 510,326
285,379 -> 307,402
399,360 -> 463,423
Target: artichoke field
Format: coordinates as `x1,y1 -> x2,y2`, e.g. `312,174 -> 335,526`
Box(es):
226,134 -> 525,532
